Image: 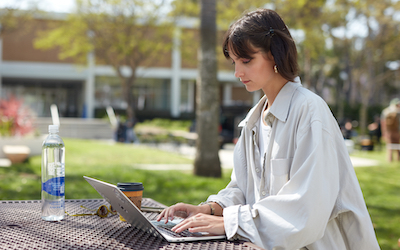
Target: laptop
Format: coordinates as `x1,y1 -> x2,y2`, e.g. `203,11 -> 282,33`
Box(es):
83,176 -> 226,242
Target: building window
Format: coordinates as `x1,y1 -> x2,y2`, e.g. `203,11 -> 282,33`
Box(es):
95,77 -> 171,112
2,78 -> 82,117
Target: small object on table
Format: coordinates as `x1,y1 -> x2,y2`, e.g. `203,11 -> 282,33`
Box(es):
141,206 -> 165,213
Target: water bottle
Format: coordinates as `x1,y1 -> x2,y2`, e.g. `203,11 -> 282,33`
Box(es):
41,124 -> 65,221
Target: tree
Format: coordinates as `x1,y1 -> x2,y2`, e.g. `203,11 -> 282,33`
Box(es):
194,0 -> 221,177
312,0 -> 354,123
35,0 -> 173,121
273,0 -> 400,132
171,0 -> 269,177
349,0 -> 400,135
0,3 -> 36,35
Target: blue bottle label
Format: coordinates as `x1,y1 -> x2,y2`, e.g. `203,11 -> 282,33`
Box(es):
42,177 -> 65,196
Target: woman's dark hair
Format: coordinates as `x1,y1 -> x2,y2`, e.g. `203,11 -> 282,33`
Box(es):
223,9 -> 299,82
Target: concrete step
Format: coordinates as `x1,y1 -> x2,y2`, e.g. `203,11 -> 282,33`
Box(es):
34,118 -> 114,140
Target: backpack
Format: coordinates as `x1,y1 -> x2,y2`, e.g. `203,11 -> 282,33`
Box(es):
386,112 -> 399,132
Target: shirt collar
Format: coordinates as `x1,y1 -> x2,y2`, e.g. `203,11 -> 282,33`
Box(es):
238,76 -> 302,128
269,76 -> 302,122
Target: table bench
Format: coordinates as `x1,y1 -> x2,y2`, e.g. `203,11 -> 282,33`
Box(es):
387,143 -> 400,150
0,199 -> 264,250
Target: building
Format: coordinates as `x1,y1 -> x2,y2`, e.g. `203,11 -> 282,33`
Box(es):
0,11 -> 260,137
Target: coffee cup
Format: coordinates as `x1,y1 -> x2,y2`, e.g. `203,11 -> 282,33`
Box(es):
117,182 -> 144,221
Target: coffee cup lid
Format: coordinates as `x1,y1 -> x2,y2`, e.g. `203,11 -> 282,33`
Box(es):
117,182 -> 144,191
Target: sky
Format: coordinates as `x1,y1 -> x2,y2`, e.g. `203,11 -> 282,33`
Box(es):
0,0 -> 76,13
0,0 -> 173,15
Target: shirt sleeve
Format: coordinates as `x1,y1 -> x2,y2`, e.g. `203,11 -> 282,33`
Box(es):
206,133 -> 248,208
206,174 -> 245,208
225,119 -> 340,249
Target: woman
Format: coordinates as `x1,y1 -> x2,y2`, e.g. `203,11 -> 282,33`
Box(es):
158,9 -> 379,249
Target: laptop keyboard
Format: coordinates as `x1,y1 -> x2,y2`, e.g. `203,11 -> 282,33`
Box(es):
153,221 -> 202,238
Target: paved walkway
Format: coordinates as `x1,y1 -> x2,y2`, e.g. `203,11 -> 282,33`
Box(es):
135,143 -> 379,170
349,156 -> 380,167
0,142 -> 380,169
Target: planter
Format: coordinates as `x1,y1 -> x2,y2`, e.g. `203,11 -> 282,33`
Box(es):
3,145 -> 30,164
0,135 -> 46,159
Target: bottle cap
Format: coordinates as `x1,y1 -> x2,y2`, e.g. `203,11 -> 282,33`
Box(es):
49,124 -> 59,133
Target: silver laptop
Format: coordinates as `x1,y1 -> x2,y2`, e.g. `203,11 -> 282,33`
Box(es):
83,176 -> 226,242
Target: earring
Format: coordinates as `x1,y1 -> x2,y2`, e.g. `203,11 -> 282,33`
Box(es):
274,65 -> 278,74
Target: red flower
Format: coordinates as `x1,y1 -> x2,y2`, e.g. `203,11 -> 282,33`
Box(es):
0,96 -> 36,137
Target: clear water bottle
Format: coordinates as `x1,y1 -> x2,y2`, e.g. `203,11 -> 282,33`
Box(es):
41,124 -> 65,221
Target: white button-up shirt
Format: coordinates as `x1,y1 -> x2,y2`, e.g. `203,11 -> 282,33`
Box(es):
207,77 -> 380,250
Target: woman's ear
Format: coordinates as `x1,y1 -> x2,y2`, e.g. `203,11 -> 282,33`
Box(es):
264,51 -> 275,62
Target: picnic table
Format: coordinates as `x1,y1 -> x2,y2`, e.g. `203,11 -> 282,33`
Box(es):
0,198 -> 264,250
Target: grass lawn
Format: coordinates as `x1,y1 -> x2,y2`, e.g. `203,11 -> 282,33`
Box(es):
0,138 -> 399,249
352,149 -> 400,250
0,138 -> 231,205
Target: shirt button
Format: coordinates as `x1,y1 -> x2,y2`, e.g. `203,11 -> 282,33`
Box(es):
262,191 -> 266,196
256,168 -> 260,173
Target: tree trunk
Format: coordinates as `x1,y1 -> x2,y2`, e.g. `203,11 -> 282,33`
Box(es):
194,0 -> 221,177
303,48 -> 312,89
359,100 -> 368,136
124,76 -> 135,122
116,67 -> 136,121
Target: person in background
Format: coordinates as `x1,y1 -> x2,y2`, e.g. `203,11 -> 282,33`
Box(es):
342,119 -> 355,139
381,98 -> 400,161
125,117 -> 139,144
116,116 -> 127,142
157,9 -> 379,249
368,115 -> 382,150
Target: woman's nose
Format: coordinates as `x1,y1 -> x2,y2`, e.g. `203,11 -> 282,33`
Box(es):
234,65 -> 244,78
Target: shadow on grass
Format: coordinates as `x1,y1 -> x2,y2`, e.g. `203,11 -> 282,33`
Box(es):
0,160 -> 41,200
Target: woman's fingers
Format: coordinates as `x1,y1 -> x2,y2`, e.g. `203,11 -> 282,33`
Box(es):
172,215 -> 199,232
172,214 -> 225,235
157,207 -> 175,222
157,203 -> 192,223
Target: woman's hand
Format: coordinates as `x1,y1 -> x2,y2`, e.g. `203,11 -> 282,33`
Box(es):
157,203 -> 204,223
157,202 -> 225,235
172,213 -> 225,235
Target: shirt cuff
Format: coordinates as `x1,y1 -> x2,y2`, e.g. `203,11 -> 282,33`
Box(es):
223,205 -> 240,240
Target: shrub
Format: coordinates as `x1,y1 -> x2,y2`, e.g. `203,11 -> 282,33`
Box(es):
0,96 -> 36,137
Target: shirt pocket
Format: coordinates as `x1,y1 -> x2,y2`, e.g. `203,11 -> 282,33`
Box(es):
270,158 -> 292,195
